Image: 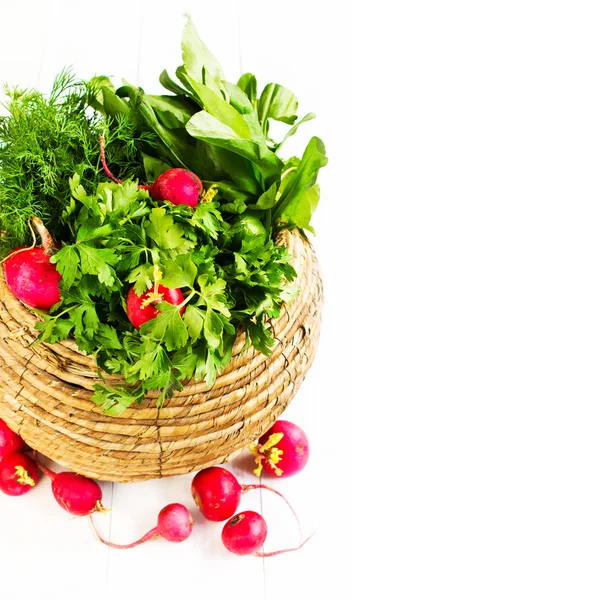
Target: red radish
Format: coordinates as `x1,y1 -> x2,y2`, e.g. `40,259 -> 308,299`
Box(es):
192,466 -> 241,522
250,420 -> 310,478
100,135 -> 203,207
126,284 -> 185,329
0,419 -> 26,460
191,466 -> 302,539
91,503 -> 193,549
222,510 -> 267,555
148,169 -> 203,207
0,451 -> 40,496
35,452 -> 107,516
222,510 -> 315,558
3,218 -> 61,311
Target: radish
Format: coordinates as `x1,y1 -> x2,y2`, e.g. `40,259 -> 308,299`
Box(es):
191,466 -> 302,537
126,284 -> 185,329
99,135 -> 203,207
91,503 -> 193,549
0,418 -> 26,460
222,510 -> 267,555
0,451 -> 40,496
3,217 -> 61,311
35,452 -> 107,516
250,420 -> 310,478
191,466 -> 241,522
148,168 -> 203,207
222,510 -> 314,557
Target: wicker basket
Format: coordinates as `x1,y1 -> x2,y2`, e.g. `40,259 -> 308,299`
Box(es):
0,229 -> 322,482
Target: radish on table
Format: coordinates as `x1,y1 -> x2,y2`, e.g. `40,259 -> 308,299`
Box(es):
191,466 -> 301,537
222,510 -> 314,557
35,452 -> 108,516
222,510 -> 267,555
0,451 -> 40,496
192,466 -> 312,556
91,503 -> 193,549
249,420 -> 310,477
191,466 -> 242,522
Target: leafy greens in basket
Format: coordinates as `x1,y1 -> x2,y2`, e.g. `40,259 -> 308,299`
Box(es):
90,17 -> 327,233
0,18 -> 327,414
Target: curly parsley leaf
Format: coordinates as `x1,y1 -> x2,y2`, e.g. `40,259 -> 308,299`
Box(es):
197,274 -> 231,317
141,302 -> 189,351
77,245 -> 120,287
92,384 -> 144,416
246,317 -> 275,356
161,253 -> 198,288
145,207 -> 195,253
183,305 -> 205,342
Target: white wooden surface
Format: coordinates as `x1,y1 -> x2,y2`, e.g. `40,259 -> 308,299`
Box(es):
0,1 -> 355,598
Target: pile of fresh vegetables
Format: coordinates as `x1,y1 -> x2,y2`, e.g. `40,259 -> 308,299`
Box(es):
0,17 -> 326,414
0,416 -> 312,556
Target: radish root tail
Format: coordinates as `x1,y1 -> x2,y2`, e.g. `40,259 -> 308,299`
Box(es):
242,483 -> 303,543
255,531 -> 316,558
90,515 -> 158,549
0,220 -> 39,265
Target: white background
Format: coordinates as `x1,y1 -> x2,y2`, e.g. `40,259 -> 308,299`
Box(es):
1,1 -> 600,599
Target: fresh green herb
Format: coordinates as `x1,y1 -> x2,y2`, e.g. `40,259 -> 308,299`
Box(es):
0,70 -> 96,255
0,70 -> 156,258
36,175 -> 297,414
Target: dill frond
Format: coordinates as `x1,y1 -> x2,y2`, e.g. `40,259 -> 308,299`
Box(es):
0,69 -> 154,258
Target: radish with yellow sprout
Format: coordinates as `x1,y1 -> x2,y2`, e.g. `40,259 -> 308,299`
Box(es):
0,452 -> 40,496
250,420 -> 310,478
35,452 -> 108,516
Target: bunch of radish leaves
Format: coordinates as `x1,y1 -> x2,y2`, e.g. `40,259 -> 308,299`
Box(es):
26,17 -> 326,414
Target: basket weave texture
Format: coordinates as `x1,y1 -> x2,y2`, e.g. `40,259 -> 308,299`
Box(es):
0,229 -> 322,482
